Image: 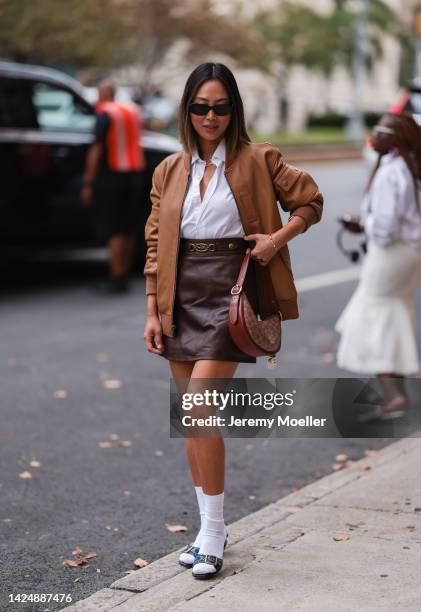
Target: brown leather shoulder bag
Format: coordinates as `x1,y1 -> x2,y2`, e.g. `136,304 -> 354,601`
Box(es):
229,249 -> 282,358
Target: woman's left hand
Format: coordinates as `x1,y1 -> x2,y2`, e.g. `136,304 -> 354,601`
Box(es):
244,233 -> 284,266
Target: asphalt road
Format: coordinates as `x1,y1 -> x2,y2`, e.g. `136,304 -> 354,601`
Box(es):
1,160 -> 412,611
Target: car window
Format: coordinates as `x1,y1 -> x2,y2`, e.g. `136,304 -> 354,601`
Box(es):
32,82 -> 95,132
0,77 -> 39,128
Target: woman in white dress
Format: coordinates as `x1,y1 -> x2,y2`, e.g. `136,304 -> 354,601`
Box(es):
336,112 -> 421,419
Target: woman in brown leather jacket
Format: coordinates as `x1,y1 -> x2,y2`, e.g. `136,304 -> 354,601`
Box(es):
143,63 -> 323,579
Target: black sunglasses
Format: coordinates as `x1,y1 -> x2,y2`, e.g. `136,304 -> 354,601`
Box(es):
189,103 -> 233,116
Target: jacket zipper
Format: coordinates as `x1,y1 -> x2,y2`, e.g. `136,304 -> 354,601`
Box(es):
170,173 -> 191,335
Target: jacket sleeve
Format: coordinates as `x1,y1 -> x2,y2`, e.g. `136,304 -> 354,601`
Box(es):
268,147 -> 323,232
143,162 -> 164,295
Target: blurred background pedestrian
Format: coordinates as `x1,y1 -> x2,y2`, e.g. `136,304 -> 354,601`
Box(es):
80,80 -> 145,293
336,112 -> 421,419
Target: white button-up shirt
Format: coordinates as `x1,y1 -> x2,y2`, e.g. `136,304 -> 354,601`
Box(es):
180,139 -> 244,239
361,152 -> 421,249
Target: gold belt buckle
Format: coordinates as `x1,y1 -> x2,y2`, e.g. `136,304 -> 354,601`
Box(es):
188,242 -> 215,252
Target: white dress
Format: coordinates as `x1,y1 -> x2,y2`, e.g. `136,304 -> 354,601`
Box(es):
335,153 -> 421,375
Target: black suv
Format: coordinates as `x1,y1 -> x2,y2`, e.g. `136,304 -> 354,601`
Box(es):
0,60 -> 180,257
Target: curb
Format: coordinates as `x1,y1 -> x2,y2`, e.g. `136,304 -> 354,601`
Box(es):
63,436 -> 418,611
282,148 -> 362,165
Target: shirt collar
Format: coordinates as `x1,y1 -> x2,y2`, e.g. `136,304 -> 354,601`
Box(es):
191,139 -> 226,166
380,150 -> 399,165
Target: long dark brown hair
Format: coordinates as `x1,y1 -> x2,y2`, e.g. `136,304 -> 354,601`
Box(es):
367,112 -> 421,209
178,63 -> 251,159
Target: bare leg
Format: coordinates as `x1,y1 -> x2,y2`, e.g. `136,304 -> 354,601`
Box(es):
188,360 -> 238,495
170,359 -> 237,570
377,373 -> 409,413
108,233 -> 135,278
123,234 -> 136,274
170,361 -> 199,485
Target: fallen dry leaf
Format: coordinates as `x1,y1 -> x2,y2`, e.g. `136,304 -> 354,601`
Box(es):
74,577 -> 81,583
103,379 -> 122,390
333,535 -> 350,542
72,546 -> 97,560
63,559 -> 86,567
19,471 -> 32,479
29,460 -> 41,468
54,390 -> 67,399
286,506 -> 301,513
321,341 -> 334,353
134,557 -> 149,568
357,464 -> 371,471
335,453 -> 348,462
98,441 -> 112,448
165,523 -> 187,533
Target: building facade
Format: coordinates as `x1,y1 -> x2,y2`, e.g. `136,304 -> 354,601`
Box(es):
114,0 -> 418,134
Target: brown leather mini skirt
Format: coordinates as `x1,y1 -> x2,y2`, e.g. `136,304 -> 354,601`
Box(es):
162,238 -> 259,363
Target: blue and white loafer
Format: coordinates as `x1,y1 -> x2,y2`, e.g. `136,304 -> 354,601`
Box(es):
192,553 -> 223,579
179,544 -> 200,568
179,526 -> 229,568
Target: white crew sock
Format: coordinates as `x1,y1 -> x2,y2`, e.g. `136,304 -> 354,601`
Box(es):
193,486 -> 206,547
199,491 -> 225,558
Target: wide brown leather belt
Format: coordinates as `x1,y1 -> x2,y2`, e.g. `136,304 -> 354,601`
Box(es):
180,238 -> 249,254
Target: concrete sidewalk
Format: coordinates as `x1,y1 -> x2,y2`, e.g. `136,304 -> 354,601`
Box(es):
65,437 -> 421,612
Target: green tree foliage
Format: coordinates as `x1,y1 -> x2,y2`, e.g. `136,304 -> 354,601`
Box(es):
0,0 -> 260,76
253,0 -> 401,76
0,0 -> 129,67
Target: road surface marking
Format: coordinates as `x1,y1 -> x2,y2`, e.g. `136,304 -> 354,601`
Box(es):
296,266 -> 361,292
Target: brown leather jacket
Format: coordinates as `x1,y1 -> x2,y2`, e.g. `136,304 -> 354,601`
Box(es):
144,142 -> 323,337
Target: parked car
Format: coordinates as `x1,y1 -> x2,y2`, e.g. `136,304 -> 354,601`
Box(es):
0,60 -> 180,263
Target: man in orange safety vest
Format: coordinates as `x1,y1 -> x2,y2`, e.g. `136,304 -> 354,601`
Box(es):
81,81 -> 145,293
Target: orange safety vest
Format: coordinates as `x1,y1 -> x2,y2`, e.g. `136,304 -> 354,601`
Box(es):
95,101 -> 145,172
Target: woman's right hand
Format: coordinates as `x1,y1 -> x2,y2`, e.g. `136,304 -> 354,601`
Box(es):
144,315 -> 164,355
341,214 -> 364,234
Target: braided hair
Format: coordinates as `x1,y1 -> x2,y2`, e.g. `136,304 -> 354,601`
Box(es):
367,112 -> 421,210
